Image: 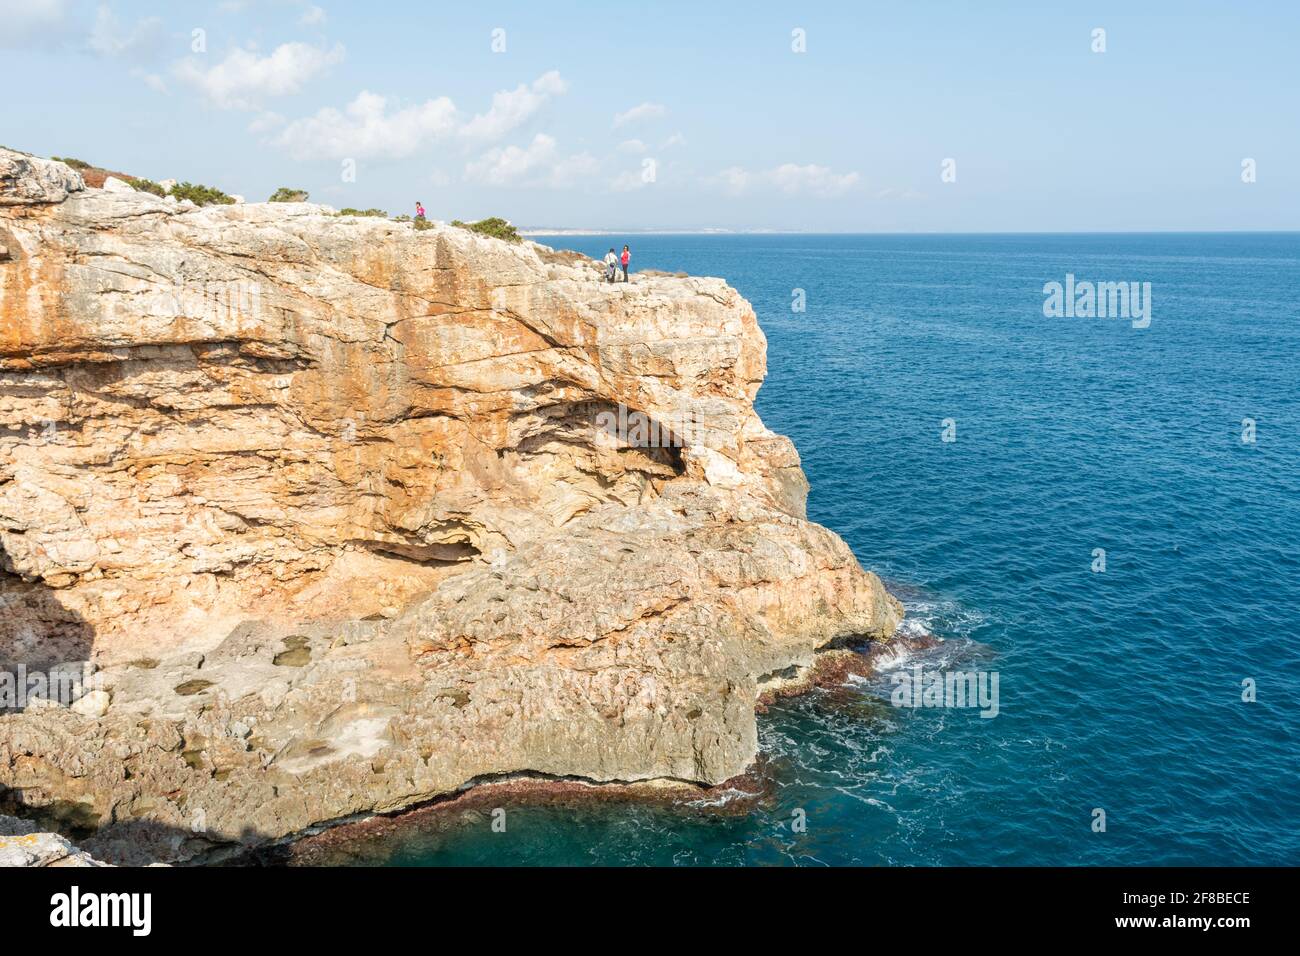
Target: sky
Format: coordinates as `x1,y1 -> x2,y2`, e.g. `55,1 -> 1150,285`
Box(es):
2,0 -> 1297,232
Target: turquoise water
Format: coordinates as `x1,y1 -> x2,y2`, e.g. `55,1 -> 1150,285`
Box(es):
372,234 -> 1300,866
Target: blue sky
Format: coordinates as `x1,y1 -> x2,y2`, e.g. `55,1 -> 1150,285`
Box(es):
3,0 -> 1296,231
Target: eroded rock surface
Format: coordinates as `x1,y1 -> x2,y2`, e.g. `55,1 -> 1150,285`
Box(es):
0,813 -> 109,866
0,149 -> 900,864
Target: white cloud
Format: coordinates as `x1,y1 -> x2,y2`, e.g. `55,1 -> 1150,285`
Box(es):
718,166 -> 751,194
661,132 -> 686,149
612,102 -> 666,128
276,91 -> 457,159
175,41 -> 345,110
3,0 -> 167,56
0,0 -> 73,49
459,71 -> 567,143
465,134 -> 598,189
610,167 -> 655,192
131,68 -> 168,93
300,4 -> 326,25
87,5 -> 164,59
271,71 -> 567,161
717,163 -> 859,198
549,152 -> 602,188
769,163 -> 860,196
617,139 -> 648,154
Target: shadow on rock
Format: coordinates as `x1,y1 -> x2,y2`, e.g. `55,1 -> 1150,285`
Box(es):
0,795 -> 283,866
0,541 -> 95,710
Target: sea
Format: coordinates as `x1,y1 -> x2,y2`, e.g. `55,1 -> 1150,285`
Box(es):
346,233 -> 1299,866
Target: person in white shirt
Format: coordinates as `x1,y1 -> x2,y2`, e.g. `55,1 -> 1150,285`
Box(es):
603,248 -> 617,283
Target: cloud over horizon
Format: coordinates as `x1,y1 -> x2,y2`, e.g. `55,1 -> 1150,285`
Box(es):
272,70 -> 571,162
276,90 -> 458,160
718,163 -> 861,198
459,71 -> 568,143
464,133 -> 598,188
175,41 -> 345,110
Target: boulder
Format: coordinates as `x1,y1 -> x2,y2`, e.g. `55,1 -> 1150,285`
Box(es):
0,150 -> 84,205
70,689 -> 111,718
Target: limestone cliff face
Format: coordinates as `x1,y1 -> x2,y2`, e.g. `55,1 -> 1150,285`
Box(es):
0,148 -> 900,863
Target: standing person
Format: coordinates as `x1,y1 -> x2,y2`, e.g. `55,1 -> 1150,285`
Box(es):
415,201 -> 426,221
604,247 -> 618,283
620,244 -> 631,282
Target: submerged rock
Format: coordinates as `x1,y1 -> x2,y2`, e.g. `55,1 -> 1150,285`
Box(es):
0,149 -> 901,864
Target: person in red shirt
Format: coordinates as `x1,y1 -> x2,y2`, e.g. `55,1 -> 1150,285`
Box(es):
620,244 -> 630,282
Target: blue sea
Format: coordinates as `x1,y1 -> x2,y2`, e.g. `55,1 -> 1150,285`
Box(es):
367,233 -> 1300,866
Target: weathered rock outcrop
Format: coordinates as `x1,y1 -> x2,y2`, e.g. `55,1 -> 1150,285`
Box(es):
0,813 -> 111,866
0,148 -> 900,864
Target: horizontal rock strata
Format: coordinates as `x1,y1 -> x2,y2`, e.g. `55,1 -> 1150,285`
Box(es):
0,148 -> 900,864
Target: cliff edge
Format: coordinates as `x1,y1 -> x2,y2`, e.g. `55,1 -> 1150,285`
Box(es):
0,148 -> 900,863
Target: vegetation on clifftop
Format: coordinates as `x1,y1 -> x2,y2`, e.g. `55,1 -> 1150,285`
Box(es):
48,154 -> 142,189
393,214 -> 435,230
126,177 -> 167,197
387,215 -> 519,238
450,217 -> 522,243
269,187 -> 310,202
30,155 -> 524,239
169,182 -> 236,206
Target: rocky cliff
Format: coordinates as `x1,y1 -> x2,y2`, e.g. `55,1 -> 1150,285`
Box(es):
0,147 -> 900,864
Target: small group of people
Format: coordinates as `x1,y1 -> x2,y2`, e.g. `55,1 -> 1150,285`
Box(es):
604,245 -> 631,283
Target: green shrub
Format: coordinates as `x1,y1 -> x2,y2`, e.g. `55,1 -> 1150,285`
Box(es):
450,217 -> 521,243
392,214 -> 433,231
336,207 -> 388,218
269,187 -> 310,203
52,156 -> 92,170
170,181 -> 236,206
125,177 -> 166,197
